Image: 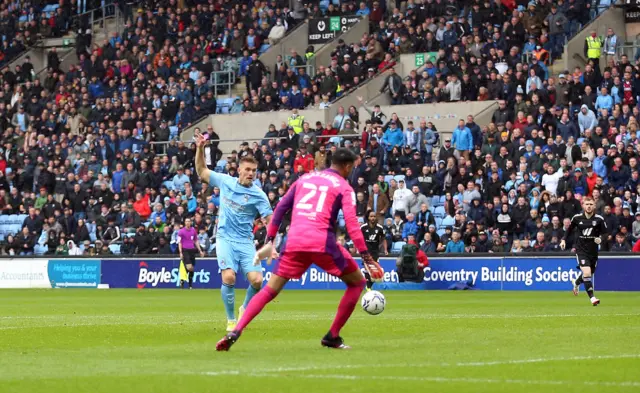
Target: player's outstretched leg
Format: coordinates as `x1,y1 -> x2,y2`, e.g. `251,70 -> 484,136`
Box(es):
363,270 -> 374,291
216,275 -> 287,352
240,272 -> 262,321
572,272 -> 584,296
221,269 -> 237,331
323,270 -> 366,350
581,266 -> 599,306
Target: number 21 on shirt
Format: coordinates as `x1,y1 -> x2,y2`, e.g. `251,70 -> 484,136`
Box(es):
296,183 -> 329,212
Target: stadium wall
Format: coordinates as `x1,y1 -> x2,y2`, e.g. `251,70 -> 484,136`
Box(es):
180,109 -> 333,153
359,101 -> 499,140
328,70 -> 389,119
0,256 -> 637,291
9,45 -> 75,76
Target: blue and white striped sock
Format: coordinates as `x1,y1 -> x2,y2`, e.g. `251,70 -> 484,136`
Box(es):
221,283 -> 235,320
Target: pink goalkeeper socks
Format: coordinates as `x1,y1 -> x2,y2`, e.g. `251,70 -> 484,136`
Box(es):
235,285 -> 278,333
329,279 -> 366,337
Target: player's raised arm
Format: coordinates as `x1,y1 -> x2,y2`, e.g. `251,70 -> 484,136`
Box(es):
194,131 -> 224,187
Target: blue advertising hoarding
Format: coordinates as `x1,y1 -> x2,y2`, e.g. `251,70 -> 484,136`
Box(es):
592,257 -> 637,291
101,259 -> 220,289
48,259 -> 101,288
98,256 -> 640,291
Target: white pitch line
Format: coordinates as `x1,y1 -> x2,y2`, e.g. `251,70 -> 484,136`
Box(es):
197,354 -> 640,379
455,353 -> 640,367
199,357 -> 640,388
253,373 -> 640,388
199,370 -> 640,388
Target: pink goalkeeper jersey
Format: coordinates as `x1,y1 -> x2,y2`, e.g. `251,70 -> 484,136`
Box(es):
267,169 -> 368,255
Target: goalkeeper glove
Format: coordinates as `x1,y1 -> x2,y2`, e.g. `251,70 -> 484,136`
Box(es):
253,241 -> 279,266
361,252 -> 384,282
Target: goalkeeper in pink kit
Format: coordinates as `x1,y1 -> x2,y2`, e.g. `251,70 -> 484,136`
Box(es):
216,148 -> 384,351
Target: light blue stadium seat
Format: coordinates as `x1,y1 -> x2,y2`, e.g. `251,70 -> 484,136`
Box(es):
384,175 -> 394,185
109,244 -> 121,254
391,241 -> 406,253
218,97 -> 235,114
393,175 -> 405,183
434,206 -> 445,218
441,216 -> 455,228
435,217 -> 442,228
216,99 -> 226,114
0,234 -> 4,242
437,229 -> 446,237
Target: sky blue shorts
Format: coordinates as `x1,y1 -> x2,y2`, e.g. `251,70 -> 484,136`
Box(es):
216,238 -> 261,276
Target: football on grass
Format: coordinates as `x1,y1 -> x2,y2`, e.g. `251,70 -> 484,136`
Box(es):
361,290 -> 386,315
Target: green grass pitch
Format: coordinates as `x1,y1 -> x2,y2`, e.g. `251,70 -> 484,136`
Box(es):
1,289 -> 639,393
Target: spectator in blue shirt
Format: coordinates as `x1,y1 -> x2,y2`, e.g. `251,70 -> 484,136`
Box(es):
451,120 -> 473,159
595,87 -> 613,114
172,167 -> 190,192
356,2 -> 370,15
445,231 -> 465,253
402,213 -> 418,240
382,121 -> 405,152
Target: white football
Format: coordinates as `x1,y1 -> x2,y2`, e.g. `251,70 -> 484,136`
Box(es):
361,290 -> 386,315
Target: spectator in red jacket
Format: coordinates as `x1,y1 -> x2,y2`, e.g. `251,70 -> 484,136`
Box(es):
293,147 -> 315,173
632,238 -> 640,252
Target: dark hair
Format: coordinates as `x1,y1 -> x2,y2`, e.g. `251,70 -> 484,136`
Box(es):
331,148 -> 358,167
239,156 -> 258,165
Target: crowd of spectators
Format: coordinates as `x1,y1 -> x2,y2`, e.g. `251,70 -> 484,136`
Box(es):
379,0 -> 619,105
232,1 -> 398,113
0,0 -> 78,68
0,0 -> 636,257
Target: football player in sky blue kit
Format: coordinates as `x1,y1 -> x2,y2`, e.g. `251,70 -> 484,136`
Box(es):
194,132 -> 273,331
